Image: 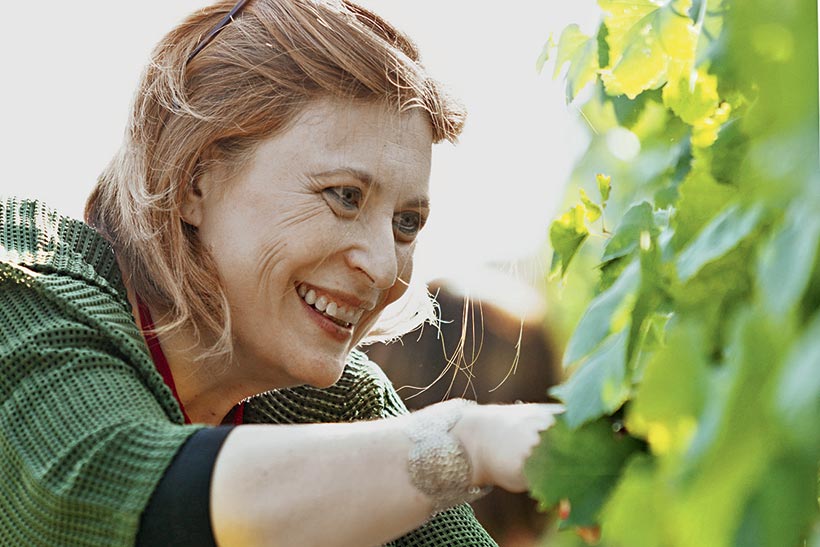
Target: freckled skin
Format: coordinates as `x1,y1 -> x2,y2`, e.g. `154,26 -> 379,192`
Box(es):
184,99 -> 433,393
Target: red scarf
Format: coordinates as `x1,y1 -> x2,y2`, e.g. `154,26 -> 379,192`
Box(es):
137,296 -> 244,425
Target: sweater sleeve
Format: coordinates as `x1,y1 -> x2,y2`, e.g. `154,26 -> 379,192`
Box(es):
0,274 -> 203,547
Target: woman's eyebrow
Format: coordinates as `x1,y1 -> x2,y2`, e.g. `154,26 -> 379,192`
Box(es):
313,167 -> 374,186
313,168 -> 430,209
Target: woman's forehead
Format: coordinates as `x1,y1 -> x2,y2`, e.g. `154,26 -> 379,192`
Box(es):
253,99 -> 433,190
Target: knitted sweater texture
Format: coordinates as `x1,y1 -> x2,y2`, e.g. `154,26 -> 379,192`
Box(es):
0,197 -> 496,546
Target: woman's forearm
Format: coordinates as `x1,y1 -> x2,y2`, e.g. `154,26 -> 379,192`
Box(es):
210,415 -> 433,547
210,402 -> 558,547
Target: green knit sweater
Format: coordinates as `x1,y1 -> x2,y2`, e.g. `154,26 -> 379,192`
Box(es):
0,197 -> 496,547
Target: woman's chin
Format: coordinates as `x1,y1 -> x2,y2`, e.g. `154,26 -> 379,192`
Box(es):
294,354 -> 347,389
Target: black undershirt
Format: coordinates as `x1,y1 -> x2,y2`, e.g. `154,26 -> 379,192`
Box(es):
136,426 -> 234,546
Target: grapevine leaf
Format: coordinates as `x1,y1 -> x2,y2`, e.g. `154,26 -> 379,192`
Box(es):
549,205 -> 590,279
663,66 -> 731,148
676,203 -> 763,281
627,321 -> 708,456
551,329 -> 630,428
598,0 -> 698,99
524,414 -> 643,527
662,66 -> 720,126
671,149 -> 737,249
676,309 -> 792,547
610,88 -> 663,129
596,173 -> 612,205
535,33 -> 555,74
774,310 -> 820,453
709,119 -> 748,185
563,260 -> 639,366
601,201 -> 658,262
600,456 -> 668,546
580,189 -> 602,222
553,24 -> 600,102
734,456 -> 820,547
596,20 -> 610,68
756,200 -> 820,319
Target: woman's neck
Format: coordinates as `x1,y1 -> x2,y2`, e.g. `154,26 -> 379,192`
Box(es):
125,282 -> 247,426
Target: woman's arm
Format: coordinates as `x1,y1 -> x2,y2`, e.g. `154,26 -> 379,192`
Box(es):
211,403 -> 558,547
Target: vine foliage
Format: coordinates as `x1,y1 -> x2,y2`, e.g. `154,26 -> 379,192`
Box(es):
526,1 -> 820,545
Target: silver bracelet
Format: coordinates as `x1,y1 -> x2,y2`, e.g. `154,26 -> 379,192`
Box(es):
405,399 -> 492,514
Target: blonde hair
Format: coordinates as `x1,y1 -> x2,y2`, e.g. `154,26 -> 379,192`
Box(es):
86,0 -> 465,361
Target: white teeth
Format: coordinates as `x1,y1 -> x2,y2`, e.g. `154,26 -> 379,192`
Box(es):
297,284 -> 365,326
305,289 -> 317,305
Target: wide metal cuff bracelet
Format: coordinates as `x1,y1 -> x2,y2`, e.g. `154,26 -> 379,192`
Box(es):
405,399 -> 491,514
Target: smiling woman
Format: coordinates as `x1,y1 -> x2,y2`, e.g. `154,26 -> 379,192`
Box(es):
0,1 -> 560,546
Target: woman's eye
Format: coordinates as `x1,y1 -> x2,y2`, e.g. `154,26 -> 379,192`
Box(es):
393,211 -> 423,241
324,186 -> 362,211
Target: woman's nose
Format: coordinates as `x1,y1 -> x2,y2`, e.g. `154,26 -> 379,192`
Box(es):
344,221 -> 398,290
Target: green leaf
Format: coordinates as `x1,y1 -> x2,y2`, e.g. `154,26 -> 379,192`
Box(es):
610,88 -> 663,129
709,119 -> 748,185
676,203 -> 763,282
551,329 -> 631,428
596,20 -> 610,69
535,33 -> 555,74
579,189 -> 602,222
627,321 -> 708,456
662,66 -> 720,126
525,415 -> 643,527
734,455 -> 819,547
549,205 -> 590,279
774,310 -> 820,454
563,260 -> 639,366
600,456 -> 669,547
601,201 -> 658,262
553,24 -> 600,102
676,308 -> 792,547
671,148 -> 738,249
598,0 -> 698,99
756,200 -> 820,319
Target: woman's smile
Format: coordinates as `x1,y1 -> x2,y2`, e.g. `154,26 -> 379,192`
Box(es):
295,282 -> 374,342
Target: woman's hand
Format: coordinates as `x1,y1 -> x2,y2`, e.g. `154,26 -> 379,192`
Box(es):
452,402 -> 563,492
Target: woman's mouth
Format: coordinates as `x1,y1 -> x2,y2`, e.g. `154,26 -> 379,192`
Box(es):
296,283 -> 365,329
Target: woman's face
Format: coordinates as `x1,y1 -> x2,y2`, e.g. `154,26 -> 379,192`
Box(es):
183,99 -> 433,389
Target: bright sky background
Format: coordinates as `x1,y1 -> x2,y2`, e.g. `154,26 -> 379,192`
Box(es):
1,1 -> 599,290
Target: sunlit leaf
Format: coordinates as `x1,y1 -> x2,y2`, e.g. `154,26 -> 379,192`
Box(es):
596,173 -> 612,205
535,33 -> 555,74
549,204 -> 590,279
598,0 -> 698,99
553,24 -> 600,102
579,189 -> 602,222
662,66 -> 720,126
671,149 -> 737,249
